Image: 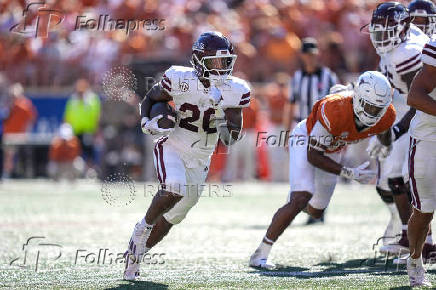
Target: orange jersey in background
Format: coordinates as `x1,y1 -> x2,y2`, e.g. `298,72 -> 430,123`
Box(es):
4,97 -> 37,133
243,98 -> 259,130
266,91 -> 287,125
306,94 -> 396,153
49,137 -> 81,162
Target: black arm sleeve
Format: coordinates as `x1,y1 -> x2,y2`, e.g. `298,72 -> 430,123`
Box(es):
392,108 -> 416,141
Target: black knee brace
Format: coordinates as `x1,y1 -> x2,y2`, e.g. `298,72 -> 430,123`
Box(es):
376,186 -> 394,203
388,177 -> 407,196
405,181 -> 412,203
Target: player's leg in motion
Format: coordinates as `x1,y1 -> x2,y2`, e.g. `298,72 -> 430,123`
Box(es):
377,136 -> 412,252
249,190 -> 315,270
407,138 -> 435,287
375,185 -> 399,245
249,133 -> 339,269
124,138 -> 203,280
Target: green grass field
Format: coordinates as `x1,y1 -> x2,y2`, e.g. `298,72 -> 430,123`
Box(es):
1,180 -> 435,289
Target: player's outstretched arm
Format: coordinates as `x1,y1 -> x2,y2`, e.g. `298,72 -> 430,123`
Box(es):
307,121 -> 375,184
307,141 -> 342,175
408,63 -> 436,116
139,83 -> 173,120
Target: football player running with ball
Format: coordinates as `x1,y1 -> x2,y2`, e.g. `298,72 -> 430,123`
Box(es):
123,31 -> 251,280
249,71 -> 396,269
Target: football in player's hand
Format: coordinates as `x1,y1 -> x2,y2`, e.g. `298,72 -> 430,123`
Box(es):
150,102 -> 177,129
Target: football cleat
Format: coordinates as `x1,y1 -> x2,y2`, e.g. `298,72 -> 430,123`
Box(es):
379,234 -> 409,255
249,249 -> 276,270
123,222 -> 153,280
249,258 -> 276,270
407,257 -> 432,287
123,251 -> 140,281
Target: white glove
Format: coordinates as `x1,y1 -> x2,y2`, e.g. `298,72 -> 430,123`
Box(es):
366,136 -> 392,161
329,83 -> 355,94
208,87 -> 223,109
141,116 -> 174,135
340,161 -> 376,184
329,84 -> 348,94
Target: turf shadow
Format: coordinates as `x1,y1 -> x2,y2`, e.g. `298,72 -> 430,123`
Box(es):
105,281 -> 168,290
249,257 -> 417,279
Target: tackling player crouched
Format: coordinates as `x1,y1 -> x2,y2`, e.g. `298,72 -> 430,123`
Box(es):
124,31 -> 250,281
249,71 -> 396,270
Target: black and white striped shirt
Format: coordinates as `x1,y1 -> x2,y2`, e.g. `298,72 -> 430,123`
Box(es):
289,67 -> 337,121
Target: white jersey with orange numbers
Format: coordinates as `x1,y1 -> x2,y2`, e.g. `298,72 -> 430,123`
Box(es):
379,24 -> 429,121
159,65 -> 250,167
409,35 -> 436,142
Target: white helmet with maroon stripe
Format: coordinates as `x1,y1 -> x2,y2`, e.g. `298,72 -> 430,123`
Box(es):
353,71 -> 393,127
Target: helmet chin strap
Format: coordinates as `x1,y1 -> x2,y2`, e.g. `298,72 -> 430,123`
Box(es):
354,114 -> 368,131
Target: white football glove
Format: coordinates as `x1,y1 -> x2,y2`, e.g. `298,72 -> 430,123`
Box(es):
329,84 -> 348,94
340,161 -> 376,184
141,115 -> 174,135
366,136 -> 392,161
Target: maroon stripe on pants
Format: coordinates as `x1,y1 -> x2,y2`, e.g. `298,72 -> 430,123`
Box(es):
409,137 -> 421,210
158,137 -> 168,184
154,145 -> 162,184
408,137 -> 416,206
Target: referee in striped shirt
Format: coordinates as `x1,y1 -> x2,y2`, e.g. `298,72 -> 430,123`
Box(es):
283,37 -> 337,225
283,38 -> 337,132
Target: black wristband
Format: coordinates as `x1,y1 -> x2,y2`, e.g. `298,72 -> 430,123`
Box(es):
392,123 -> 406,141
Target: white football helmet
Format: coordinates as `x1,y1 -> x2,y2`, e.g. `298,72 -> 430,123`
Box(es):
353,71 -> 393,127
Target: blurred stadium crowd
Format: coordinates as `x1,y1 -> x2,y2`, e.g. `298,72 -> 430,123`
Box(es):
0,0 -> 394,181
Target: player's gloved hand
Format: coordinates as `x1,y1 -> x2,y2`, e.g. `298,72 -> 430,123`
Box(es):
340,161 -> 376,184
141,116 -> 173,135
366,136 -> 392,161
329,84 -> 348,94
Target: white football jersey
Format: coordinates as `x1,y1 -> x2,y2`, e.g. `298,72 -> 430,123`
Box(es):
159,65 -> 250,167
409,35 -> 436,142
379,24 -> 429,121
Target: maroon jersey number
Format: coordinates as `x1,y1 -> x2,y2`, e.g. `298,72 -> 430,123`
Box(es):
179,103 -> 217,134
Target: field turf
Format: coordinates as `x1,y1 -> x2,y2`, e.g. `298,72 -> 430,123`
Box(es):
1,180 -> 435,289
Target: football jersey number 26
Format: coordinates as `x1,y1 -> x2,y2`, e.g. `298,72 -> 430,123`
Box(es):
179,103 -> 217,134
